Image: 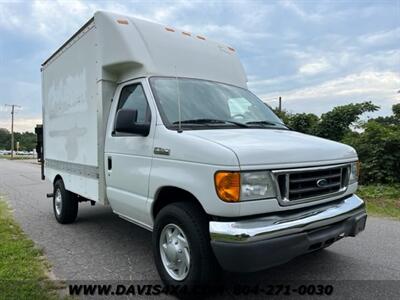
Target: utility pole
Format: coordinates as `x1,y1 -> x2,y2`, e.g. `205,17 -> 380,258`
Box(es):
4,104 -> 21,159
278,96 -> 282,113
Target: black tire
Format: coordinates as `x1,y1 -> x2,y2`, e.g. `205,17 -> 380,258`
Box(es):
53,179 -> 78,224
153,202 -> 220,291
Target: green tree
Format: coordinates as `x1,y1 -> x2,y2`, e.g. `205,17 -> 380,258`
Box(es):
272,108 -> 291,124
393,103 -> 400,119
0,128 -> 10,150
343,120 -> 400,183
273,102 -> 398,183
343,103 -> 400,183
315,102 -> 379,141
14,132 -> 37,151
0,128 -> 37,151
287,113 -> 319,135
274,102 -> 378,140
373,103 -> 400,126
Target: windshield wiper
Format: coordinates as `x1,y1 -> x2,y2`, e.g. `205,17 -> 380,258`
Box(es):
245,120 -> 276,126
246,120 -> 288,128
173,118 -> 249,128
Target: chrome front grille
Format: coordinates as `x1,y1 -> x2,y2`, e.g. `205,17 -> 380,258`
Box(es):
273,164 -> 350,205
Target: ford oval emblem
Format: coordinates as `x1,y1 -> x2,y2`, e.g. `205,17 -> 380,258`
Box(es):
316,178 -> 328,187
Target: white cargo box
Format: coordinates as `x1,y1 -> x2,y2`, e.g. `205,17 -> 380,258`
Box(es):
42,11 -> 247,204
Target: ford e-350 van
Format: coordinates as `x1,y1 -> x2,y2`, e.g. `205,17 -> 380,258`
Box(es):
39,11 -> 367,287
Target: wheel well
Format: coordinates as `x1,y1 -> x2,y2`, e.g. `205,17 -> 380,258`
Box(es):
152,186 -> 207,220
53,175 -> 63,186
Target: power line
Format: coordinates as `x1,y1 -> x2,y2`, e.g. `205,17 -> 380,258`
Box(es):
4,104 -> 21,159
278,96 -> 282,113
262,97 -> 283,113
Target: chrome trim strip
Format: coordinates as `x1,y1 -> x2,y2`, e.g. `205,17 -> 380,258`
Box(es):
272,163 -> 351,206
210,194 -> 366,243
45,159 -> 99,179
272,163 -> 352,173
116,212 -> 153,232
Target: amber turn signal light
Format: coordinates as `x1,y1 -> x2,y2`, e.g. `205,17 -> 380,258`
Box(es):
215,171 -> 240,202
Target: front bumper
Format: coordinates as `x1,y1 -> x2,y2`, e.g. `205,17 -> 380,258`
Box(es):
210,194 -> 367,272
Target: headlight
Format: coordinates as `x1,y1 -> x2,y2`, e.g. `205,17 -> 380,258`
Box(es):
241,171 -> 276,201
349,161 -> 360,184
215,171 -> 276,202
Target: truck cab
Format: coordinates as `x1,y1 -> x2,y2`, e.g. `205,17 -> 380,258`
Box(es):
41,11 -> 367,288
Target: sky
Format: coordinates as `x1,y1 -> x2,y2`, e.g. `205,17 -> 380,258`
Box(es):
0,0 -> 399,132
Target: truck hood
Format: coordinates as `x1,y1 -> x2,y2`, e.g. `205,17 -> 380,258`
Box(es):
189,129 -> 357,166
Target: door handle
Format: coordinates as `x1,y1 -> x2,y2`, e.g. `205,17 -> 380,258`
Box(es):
107,156 -> 112,170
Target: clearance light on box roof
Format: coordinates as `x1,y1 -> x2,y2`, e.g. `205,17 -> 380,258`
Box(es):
165,27 -> 207,41
117,19 -> 129,25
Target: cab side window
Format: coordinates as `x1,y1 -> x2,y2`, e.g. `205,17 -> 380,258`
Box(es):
117,84 -> 150,124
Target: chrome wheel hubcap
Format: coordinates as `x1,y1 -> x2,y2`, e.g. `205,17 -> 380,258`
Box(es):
55,189 -> 62,216
159,224 -> 190,281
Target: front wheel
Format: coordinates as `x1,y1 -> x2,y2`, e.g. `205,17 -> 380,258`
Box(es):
53,179 -> 78,224
152,202 -> 220,290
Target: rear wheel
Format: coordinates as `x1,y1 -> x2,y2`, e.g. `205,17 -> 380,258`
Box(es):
152,202 -> 220,291
53,179 -> 78,224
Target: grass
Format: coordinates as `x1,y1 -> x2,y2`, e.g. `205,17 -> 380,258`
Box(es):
0,198 -> 62,300
357,184 -> 400,220
0,155 -> 35,160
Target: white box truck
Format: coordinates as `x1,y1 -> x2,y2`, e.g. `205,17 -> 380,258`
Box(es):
41,11 -> 367,287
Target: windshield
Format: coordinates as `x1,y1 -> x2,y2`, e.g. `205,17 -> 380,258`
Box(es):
149,77 -> 287,130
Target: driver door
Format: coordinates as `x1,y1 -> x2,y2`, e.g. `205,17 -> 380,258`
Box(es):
105,79 -> 155,228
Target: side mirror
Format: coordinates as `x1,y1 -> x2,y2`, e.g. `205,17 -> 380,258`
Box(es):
115,109 -> 150,136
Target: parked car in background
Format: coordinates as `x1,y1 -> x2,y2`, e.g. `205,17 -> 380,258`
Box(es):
0,150 -> 11,155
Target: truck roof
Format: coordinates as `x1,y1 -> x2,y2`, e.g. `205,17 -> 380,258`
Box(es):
42,11 -> 248,88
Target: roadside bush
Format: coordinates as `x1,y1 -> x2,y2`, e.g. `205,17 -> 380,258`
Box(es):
343,121 -> 400,184
276,102 -> 399,184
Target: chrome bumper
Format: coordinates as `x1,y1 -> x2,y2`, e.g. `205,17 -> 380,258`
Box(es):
210,194 -> 366,244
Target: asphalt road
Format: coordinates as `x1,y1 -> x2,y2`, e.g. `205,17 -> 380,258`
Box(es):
0,159 -> 399,299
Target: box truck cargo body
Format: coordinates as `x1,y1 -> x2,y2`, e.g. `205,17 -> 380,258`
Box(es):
42,12 -> 246,207
41,11 -> 367,287
42,20 -> 107,205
